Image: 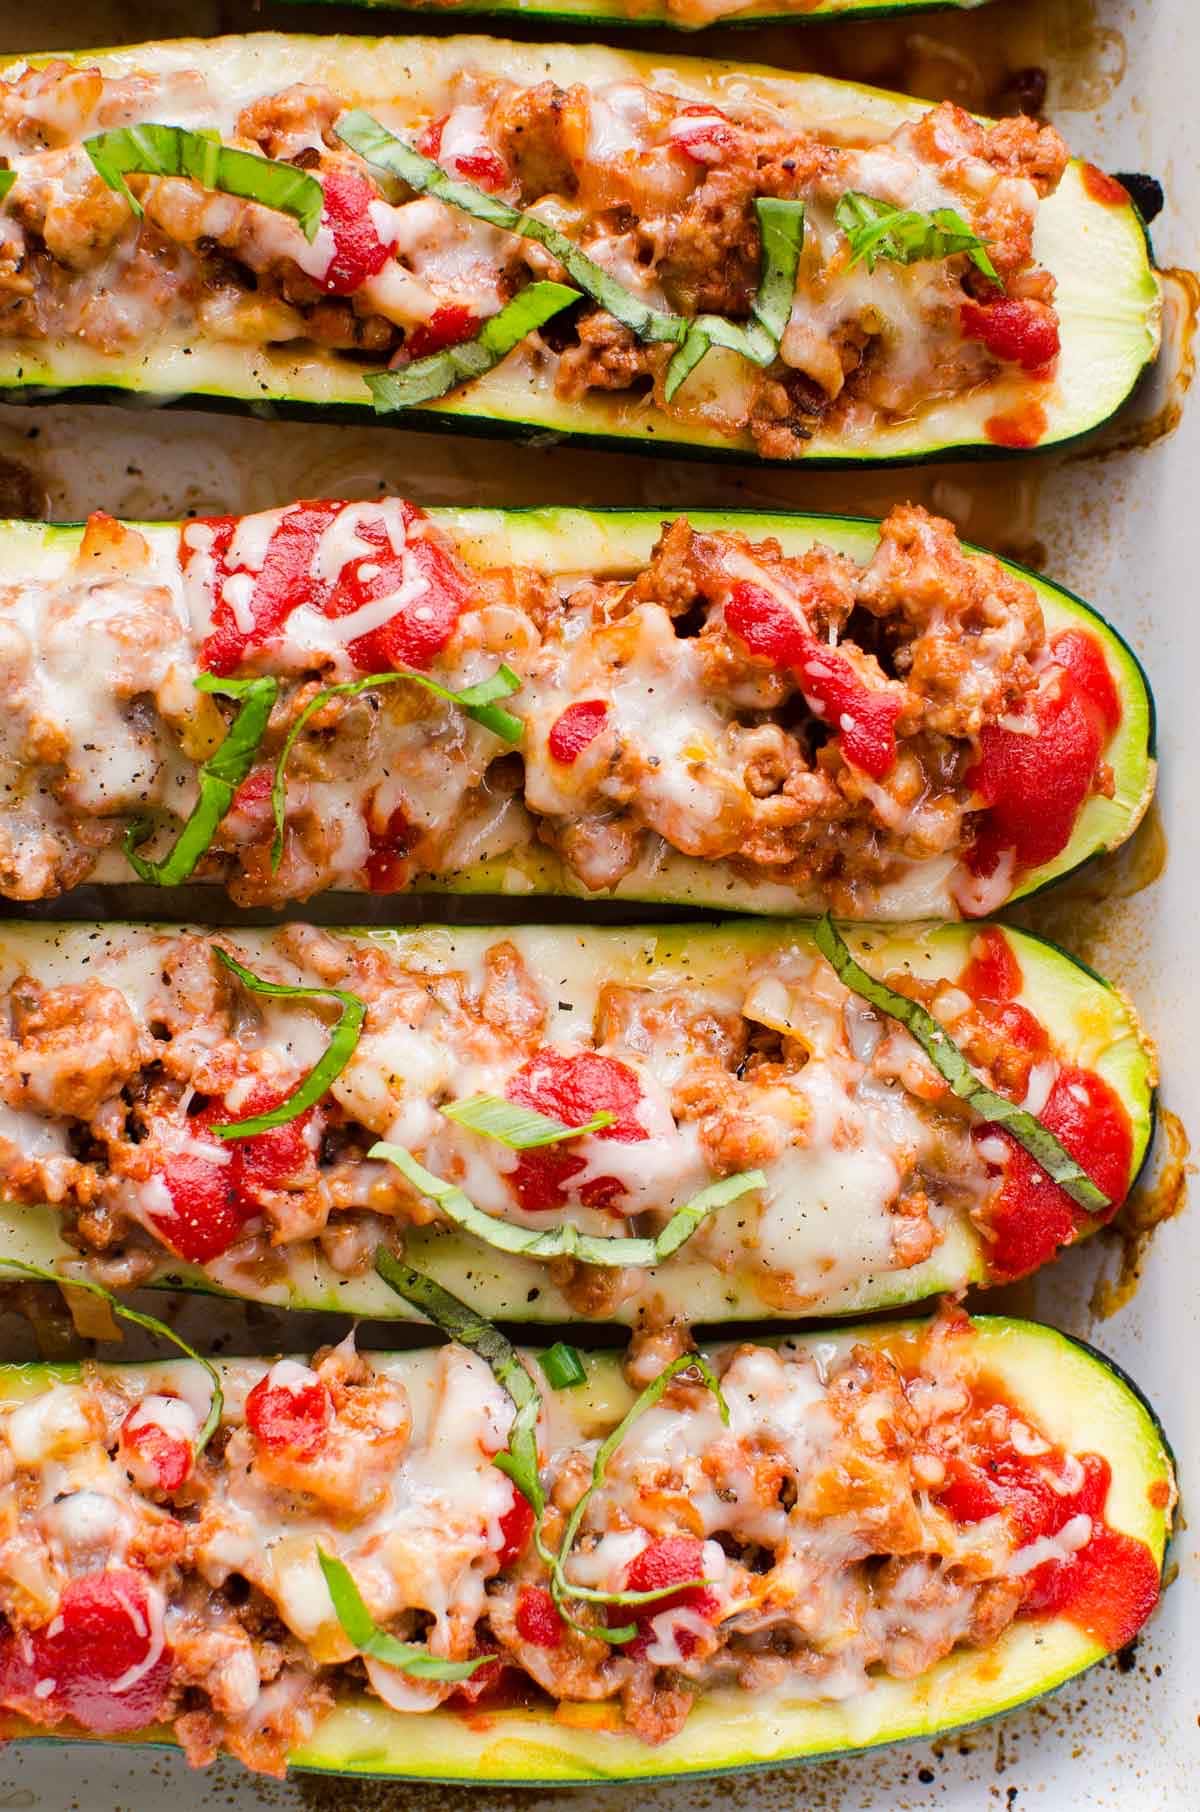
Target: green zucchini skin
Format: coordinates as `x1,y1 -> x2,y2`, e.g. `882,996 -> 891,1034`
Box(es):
0,1316 -> 1174,1781
0,508 -> 1157,917
0,33 -> 1160,467
0,918 -> 1155,1323
290,0 -> 992,32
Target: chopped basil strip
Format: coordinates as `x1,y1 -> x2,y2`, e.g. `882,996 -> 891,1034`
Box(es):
548,1351 -> 729,1642
834,191 -> 1002,286
0,1257 -> 223,1457
813,914 -> 1110,1212
0,171 -> 14,201
369,1145 -> 765,1268
85,124 -> 325,241
440,1094 -> 615,1149
374,1251 -> 544,1514
663,199 -> 805,402
270,664 -> 522,871
124,673 -> 278,886
367,281 -> 581,412
211,949 -> 366,1139
338,111 -> 682,346
542,1343 -> 588,1390
338,112 -> 803,405
317,1550 -> 485,1681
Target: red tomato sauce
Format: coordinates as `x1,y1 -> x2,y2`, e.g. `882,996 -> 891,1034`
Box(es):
966,629 -> 1120,883
1080,164 -> 1130,207
0,1570 -> 173,1735
505,1050 -> 646,1215
186,500 -> 473,678
246,1369 -> 331,1457
979,1066 -> 1133,1279
938,1389 -> 1160,1653
984,402 -> 1048,448
153,1084 -> 316,1264
725,580 -> 901,779
319,168 -> 394,297
961,298 -> 1060,372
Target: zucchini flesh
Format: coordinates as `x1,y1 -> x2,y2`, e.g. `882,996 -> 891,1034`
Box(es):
0,33 -> 1160,466
0,918 -> 1154,1323
0,508 -> 1156,918
0,1316 -> 1174,1781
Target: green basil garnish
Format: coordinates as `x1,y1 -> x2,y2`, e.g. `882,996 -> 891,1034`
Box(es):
124,672 -> 278,886
270,663 -> 522,872
367,281 -> 581,411
336,112 -> 803,406
834,191 -> 1002,286
317,1549 -> 486,1681
0,170 -> 15,201
84,124 -> 325,241
546,1350 -> 729,1643
369,1145 -> 765,1268
541,1342 -> 588,1390
440,1094 -> 615,1149
663,199 -> 805,402
813,914 -> 1110,1212
374,1251 -> 544,1514
0,1257 -> 223,1457
211,948 -> 366,1139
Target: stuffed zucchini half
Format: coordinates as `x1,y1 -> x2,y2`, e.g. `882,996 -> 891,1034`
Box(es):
0,916 -> 1153,1322
0,503 -> 1155,919
0,1311 -> 1175,1780
297,0 -> 996,34
0,34 -> 1159,464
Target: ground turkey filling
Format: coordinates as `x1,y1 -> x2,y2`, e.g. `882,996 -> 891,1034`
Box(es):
0,57 -> 1070,454
0,502 -> 1122,916
0,923 -> 1134,1313
0,1313 -> 1165,1776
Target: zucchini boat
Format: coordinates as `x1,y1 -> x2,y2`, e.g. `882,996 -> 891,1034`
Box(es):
0,33 -> 1159,465
0,916 -> 1153,1322
0,502 -> 1155,918
0,1311 -> 1175,1780
295,0 -> 997,32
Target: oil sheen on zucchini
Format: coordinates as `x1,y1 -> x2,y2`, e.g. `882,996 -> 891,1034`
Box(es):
0,508 -> 1157,917
0,918 -> 1155,1323
0,33 -> 1161,466
0,1317 -> 1174,1781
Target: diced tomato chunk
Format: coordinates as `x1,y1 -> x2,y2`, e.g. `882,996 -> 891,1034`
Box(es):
365,804 -> 414,894
245,1365 -> 331,1457
516,1585 -> 564,1648
980,1064 -> 1133,1280
416,117 -> 446,160
452,147 -> 509,190
497,1489 -> 535,1568
961,298 -> 1061,371
319,167 -> 394,297
616,1537 -> 718,1658
725,580 -> 900,779
151,1150 -> 247,1265
505,1050 -> 646,1215
406,304 -> 478,361
669,105 -> 738,165
0,1570 -> 173,1736
119,1399 -> 194,1493
548,699 -> 609,765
